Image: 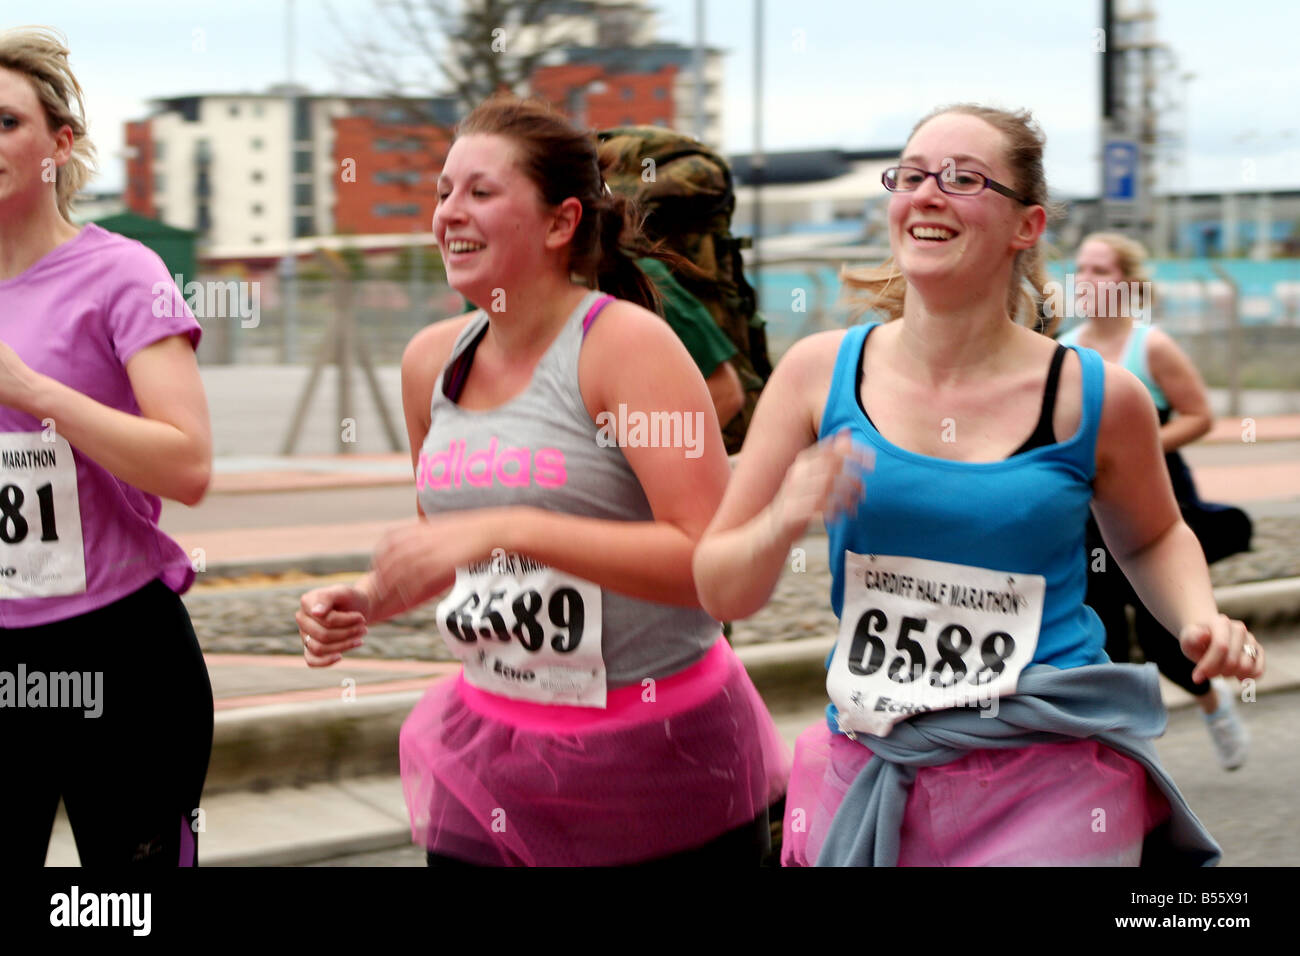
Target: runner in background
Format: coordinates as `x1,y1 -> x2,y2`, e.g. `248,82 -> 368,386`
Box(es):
693,104 -> 1264,866
296,95 -> 788,866
0,27 -> 213,866
636,255 -> 745,434
1059,233 -> 1253,770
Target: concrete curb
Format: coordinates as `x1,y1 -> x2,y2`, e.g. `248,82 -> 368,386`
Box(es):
208,691 -> 422,795
1214,578 -> 1300,629
203,553 -> 372,581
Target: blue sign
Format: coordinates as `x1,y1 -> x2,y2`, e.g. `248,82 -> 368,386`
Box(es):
1103,140 -> 1139,203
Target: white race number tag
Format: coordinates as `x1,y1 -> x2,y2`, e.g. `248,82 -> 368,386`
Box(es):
436,552 -> 605,707
0,433 -> 87,599
828,552 -> 1044,737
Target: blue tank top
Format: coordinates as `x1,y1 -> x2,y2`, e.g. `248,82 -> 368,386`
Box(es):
1058,323 -> 1168,411
819,323 -> 1111,729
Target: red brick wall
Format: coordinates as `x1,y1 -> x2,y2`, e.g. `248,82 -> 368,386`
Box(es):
332,115 -> 449,235
124,120 -> 153,218
531,64 -> 678,131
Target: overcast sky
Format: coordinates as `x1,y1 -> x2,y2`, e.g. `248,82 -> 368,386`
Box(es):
15,0 -> 1298,199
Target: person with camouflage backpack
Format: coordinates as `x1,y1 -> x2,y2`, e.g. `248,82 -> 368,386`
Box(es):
598,126 -> 772,456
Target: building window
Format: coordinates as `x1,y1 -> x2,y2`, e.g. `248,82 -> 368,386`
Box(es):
154,142 -> 165,160
294,183 -> 314,207
251,203 -> 264,216
294,215 -> 316,237
373,203 -> 420,217
622,87 -> 634,100
654,87 -> 666,100
197,204 -> 212,233
154,173 -> 166,192
251,137 -> 264,150
252,235 -> 264,244
294,150 -> 313,174
253,103 -> 264,118
229,104 -> 240,117
375,170 -> 422,185
294,99 -> 312,142
251,170 -> 264,183
622,116 -> 635,125
374,138 -> 393,152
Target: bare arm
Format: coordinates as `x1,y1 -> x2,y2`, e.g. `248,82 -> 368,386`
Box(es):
1147,328 -> 1212,453
706,359 -> 745,429
1091,363 -> 1261,682
356,315 -> 471,623
692,331 -> 866,621
8,334 -> 211,505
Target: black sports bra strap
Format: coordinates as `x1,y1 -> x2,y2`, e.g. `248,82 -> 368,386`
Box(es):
441,322 -> 490,404
1010,344 -> 1068,456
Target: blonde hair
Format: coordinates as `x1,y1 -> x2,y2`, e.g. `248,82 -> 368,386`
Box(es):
1077,231 -> 1154,316
842,104 -> 1064,335
0,26 -> 96,221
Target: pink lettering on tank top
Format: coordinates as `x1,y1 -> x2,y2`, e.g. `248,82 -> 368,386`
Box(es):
417,440 -> 568,491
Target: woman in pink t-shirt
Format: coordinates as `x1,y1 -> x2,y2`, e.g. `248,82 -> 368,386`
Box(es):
0,28 -> 214,866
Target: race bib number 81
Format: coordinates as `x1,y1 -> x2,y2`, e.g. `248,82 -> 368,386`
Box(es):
0,433 -> 86,599
828,552 -> 1044,737
436,552 -> 605,707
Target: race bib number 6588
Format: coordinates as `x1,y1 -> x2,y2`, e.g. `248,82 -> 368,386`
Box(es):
827,552 -> 1044,737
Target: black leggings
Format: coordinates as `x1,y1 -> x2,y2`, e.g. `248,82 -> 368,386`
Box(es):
0,579 -> 214,865
1084,521 -> 1209,697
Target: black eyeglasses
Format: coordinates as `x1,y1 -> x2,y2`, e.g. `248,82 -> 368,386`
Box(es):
882,166 -> 1034,205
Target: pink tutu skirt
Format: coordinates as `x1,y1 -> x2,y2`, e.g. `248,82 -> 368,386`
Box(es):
399,638 -> 791,866
782,722 -> 1172,866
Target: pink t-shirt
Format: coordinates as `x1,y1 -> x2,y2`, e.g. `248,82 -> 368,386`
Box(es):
0,223 -> 201,627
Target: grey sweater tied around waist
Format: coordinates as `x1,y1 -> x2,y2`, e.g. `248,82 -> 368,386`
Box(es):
816,662 -> 1222,867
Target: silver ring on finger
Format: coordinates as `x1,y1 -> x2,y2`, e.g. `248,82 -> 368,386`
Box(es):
1244,642 -> 1259,661
301,631 -> 312,649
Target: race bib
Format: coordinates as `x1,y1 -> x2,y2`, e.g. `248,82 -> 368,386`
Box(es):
436,551 -> 605,707
0,433 -> 87,599
827,552 -> 1044,737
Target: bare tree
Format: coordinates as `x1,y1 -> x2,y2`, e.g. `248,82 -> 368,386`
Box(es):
325,0 -> 588,130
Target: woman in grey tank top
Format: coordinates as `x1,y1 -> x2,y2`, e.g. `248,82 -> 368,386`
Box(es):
294,95 -> 789,866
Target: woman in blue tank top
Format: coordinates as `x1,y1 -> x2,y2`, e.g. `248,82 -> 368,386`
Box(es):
292,96 -> 788,866
1061,233 -> 1253,771
694,105 -> 1264,866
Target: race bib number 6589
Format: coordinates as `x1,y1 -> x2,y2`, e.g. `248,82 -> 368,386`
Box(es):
436,553 -> 605,707
828,552 -> 1044,737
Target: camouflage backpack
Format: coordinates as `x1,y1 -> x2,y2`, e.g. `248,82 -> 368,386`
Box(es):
597,126 -> 772,455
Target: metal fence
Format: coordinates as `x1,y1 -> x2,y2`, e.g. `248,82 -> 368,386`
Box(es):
191,258 -> 1300,416
195,274 -> 464,367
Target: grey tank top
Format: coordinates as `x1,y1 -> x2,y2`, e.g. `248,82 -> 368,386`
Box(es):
415,289 -> 719,688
